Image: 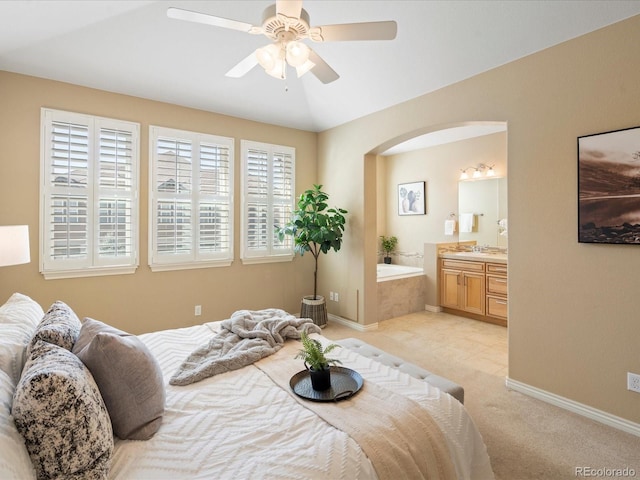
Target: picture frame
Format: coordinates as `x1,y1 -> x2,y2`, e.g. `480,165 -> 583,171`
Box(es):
398,181 -> 426,216
578,125 -> 640,244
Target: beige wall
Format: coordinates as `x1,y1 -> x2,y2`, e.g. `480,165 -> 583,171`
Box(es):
318,15 -> 640,423
379,132 -> 507,260
0,72 -> 317,334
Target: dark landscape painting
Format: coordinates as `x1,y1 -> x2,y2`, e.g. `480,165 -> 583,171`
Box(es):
578,126 -> 640,244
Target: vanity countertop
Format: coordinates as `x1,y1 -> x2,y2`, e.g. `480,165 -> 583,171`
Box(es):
440,251 -> 508,264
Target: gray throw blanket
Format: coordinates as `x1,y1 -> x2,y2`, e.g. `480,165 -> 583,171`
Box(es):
170,309 -> 321,386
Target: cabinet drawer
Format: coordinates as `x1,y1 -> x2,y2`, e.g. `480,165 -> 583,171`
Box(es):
486,263 -> 508,275
487,275 -> 508,295
441,259 -> 485,272
487,296 -> 508,319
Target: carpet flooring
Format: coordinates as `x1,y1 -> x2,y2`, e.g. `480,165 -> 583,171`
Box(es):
324,311 -> 640,480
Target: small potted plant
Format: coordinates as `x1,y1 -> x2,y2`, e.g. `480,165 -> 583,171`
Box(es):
380,235 -> 398,264
295,331 -> 342,391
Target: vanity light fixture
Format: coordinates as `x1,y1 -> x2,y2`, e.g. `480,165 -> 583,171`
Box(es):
459,163 -> 496,180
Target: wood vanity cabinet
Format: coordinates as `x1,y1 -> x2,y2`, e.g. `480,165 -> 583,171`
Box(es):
486,263 -> 508,323
440,259 -> 485,315
440,258 -> 508,326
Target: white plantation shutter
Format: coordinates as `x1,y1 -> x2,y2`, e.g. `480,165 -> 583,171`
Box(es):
98,128 -> 134,260
40,109 -> 139,279
241,140 -> 295,263
149,127 -> 233,271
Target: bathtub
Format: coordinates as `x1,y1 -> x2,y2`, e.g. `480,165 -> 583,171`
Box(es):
377,263 -> 424,282
376,263 -> 426,322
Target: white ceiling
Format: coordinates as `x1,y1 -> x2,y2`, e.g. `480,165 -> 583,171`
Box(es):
1,1 -> 639,135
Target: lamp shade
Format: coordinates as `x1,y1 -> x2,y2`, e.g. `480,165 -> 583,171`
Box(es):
0,225 -> 30,267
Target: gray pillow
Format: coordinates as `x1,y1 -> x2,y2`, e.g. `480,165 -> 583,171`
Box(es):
12,339 -> 113,479
73,318 -> 165,440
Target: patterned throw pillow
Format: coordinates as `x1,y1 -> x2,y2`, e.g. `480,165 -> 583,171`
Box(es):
73,318 -> 165,440
12,340 -> 113,480
27,301 -> 81,357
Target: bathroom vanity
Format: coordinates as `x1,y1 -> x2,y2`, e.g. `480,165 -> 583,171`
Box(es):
439,251 -> 508,326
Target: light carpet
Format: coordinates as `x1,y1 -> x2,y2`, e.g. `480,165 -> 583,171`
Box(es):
324,311 -> 640,480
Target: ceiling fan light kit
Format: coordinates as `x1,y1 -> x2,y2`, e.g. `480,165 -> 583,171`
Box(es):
167,1 -> 397,84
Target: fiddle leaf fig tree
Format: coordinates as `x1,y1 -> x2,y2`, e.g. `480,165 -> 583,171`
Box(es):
276,184 -> 348,300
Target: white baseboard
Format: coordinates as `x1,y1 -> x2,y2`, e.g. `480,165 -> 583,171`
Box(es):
505,377 -> 640,437
424,304 -> 442,313
328,313 -> 379,331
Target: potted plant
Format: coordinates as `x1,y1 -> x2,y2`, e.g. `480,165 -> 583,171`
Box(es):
276,184 -> 348,327
295,331 -> 342,390
380,235 -> 398,264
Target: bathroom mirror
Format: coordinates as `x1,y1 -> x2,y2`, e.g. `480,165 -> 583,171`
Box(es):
458,177 -> 508,247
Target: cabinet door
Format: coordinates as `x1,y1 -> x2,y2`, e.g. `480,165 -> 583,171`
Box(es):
441,269 -> 461,308
462,272 -> 485,315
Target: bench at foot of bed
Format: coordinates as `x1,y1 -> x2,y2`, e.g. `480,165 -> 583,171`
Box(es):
337,338 -> 464,404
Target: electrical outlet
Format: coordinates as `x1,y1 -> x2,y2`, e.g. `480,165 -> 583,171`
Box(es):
195,305 -> 202,316
334,292 -> 339,302
628,372 -> 640,393
329,292 -> 334,301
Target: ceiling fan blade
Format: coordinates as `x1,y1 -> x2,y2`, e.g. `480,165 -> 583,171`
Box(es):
167,7 -> 254,33
225,52 -> 259,78
276,0 -> 303,21
308,49 -> 339,84
309,21 -> 397,42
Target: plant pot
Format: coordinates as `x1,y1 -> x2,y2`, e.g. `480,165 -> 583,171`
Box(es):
300,295 -> 327,328
308,365 -> 331,391
384,256 -> 392,264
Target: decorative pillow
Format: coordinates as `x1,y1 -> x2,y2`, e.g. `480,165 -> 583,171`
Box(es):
73,318 -> 165,440
0,370 -> 35,479
12,340 -> 113,480
28,301 -> 81,355
0,293 -> 44,385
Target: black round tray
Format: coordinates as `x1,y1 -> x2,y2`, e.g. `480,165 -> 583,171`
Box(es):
290,366 -> 363,402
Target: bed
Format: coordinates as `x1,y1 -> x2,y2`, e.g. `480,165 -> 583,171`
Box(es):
0,293 -> 494,479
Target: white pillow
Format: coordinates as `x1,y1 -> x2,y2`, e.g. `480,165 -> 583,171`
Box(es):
0,370 -> 36,479
0,294 -> 44,385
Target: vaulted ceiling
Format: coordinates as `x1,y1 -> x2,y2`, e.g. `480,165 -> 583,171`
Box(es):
1,1 -> 639,133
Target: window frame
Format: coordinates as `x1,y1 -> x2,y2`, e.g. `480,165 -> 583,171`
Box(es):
240,140 -> 295,264
148,126 -> 234,272
39,108 -> 140,280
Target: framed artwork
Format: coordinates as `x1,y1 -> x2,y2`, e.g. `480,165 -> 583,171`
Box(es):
398,181 -> 426,215
578,125 -> 640,244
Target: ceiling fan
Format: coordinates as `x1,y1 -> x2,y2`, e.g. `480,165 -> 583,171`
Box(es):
167,0 -> 397,84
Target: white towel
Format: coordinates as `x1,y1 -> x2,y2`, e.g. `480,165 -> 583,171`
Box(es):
459,213 -> 474,233
444,219 -> 456,236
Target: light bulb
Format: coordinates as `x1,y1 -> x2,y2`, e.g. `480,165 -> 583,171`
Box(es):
265,57 -> 286,79
255,44 -> 280,70
285,41 -> 310,67
472,169 -> 482,178
460,170 -> 469,180
486,167 -> 495,176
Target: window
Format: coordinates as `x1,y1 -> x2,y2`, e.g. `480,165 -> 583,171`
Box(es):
149,126 -> 234,271
40,109 -> 139,279
241,140 -> 295,263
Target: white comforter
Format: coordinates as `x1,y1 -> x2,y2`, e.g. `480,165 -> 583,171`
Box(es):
109,322 -> 494,480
